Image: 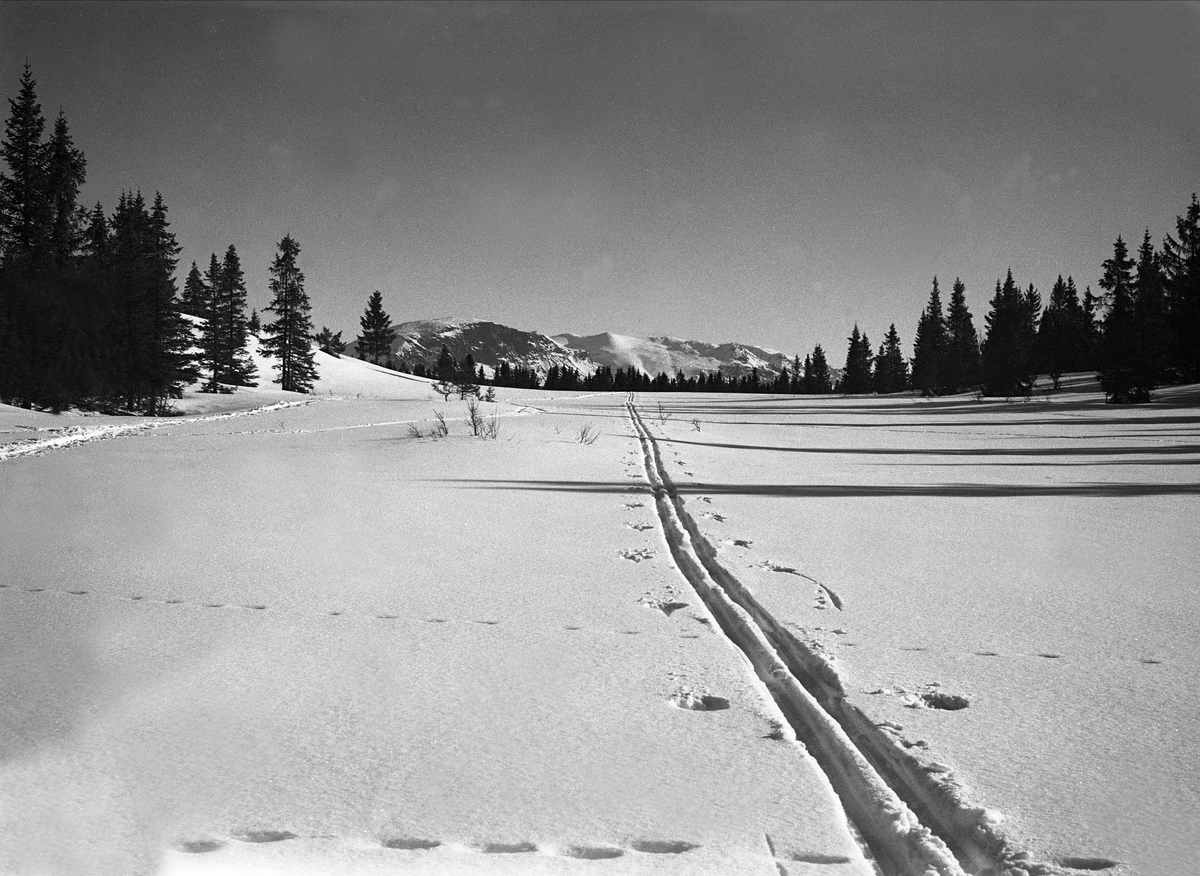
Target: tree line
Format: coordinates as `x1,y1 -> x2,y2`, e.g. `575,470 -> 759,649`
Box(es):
0,66 -> 318,413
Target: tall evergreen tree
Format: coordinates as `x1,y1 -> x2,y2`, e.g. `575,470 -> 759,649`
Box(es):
436,344 -> 456,381
944,278 -> 981,391
199,247 -> 256,390
1037,276 -> 1083,389
247,308 -> 260,334
1162,194 -> 1200,381
45,110 -> 86,267
1097,235 -> 1154,402
0,63 -> 49,268
980,270 -> 1040,397
911,277 -> 947,395
808,344 -> 832,393
1133,230 -> 1173,386
357,290 -> 396,366
840,324 -> 873,393
180,260 -> 208,317
872,323 -> 908,393
261,234 -> 317,393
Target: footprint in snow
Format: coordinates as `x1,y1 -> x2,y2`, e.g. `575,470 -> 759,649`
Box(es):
235,830 -> 296,844
561,845 -> 624,860
176,839 -> 225,854
630,839 -> 700,854
701,511 -> 725,522
382,838 -> 441,850
618,548 -> 655,563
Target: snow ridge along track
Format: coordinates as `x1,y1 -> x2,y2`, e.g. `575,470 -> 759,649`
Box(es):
627,400 -> 1038,876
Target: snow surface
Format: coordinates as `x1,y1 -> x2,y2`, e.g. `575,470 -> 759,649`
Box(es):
3,364 -> 1196,875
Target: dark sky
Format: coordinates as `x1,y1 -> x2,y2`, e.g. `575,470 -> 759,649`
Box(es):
3,1 -> 1198,356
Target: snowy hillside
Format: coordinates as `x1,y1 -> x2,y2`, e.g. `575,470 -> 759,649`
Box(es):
347,318 -> 596,379
554,332 -> 793,380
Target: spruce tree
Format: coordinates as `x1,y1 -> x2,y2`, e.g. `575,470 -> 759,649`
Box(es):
247,308 -> 260,334
199,252 -> 224,390
315,326 -> 345,355
911,277 -> 947,395
357,290 -> 396,365
0,63 -> 49,269
145,192 -> 198,411
1037,276 -> 1079,389
809,344 -> 832,393
1097,235 -> 1153,402
180,260 -> 208,317
840,324 -> 873,393
873,323 -> 908,393
981,270 -> 1040,397
45,110 -> 86,267
1133,230 -> 1173,385
436,344 -> 456,381
800,353 -> 814,393
1162,194 -> 1200,381
261,234 -> 317,393
944,278 -> 981,391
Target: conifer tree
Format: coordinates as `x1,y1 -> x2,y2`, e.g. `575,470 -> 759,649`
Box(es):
1133,230 -> 1173,385
1162,194 -> 1200,381
357,290 -> 396,366
1097,235 -> 1153,402
840,324 -> 873,393
809,344 -> 832,393
180,261 -> 208,317
1036,276 -> 1080,388
436,344 -> 456,381
145,192 -> 198,410
261,234 -> 317,393
944,278 -> 981,391
45,110 -> 86,267
0,63 -> 49,268
247,308 -> 260,334
873,323 -> 908,393
315,326 -> 345,355
911,277 -> 947,395
981,270 -> 1040,397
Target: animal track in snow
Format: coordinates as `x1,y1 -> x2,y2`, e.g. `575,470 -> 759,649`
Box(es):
235,830 -> 297,844
1037,653 -> 1063,659
176,839 -> 225,854
473,841 -> 538,854
626,522 -> 654,531
725,538 -> 752,548
561,845 -> 624,859
382,838 -> 441,850
670,690 -> 730,711
920,691 -> 970,711
623,501 -> 645,509
1056,856 -> 1120,871
700,511 -> 725,522
630,839 -> 699,854
618,548 -> 655,562
638,597 -> 689,616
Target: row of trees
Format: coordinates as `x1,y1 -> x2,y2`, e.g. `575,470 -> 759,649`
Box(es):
0,67 -> 318,411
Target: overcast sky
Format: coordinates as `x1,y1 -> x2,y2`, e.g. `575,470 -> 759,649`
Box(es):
3,1 -> 1198,356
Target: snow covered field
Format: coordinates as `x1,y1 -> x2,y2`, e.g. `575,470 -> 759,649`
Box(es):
2,362 -> 1197,876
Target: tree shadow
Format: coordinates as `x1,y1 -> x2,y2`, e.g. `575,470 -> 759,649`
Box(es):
437,479 -> 1200,498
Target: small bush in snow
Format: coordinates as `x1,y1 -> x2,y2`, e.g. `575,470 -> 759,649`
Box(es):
577,424 -> 599,445
432,381 -> 455,401
407,423 -> 424,439
432,410 -> 449,438
480,416 -> 501,440
466,399 -> 484,437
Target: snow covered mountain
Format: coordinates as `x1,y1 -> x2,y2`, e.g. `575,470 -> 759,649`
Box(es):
347,318 -> 596,378
553,331 -> 793,380
342,317 -> 802,381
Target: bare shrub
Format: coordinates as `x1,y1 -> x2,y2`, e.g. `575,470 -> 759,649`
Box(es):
690,418 -> 701,432
483,386 -> 496,402
406,423 -> 424,439
577,423 -> 599,445
432,381 -> 455,401
466,398 -> 484,437
432,410 -> 449,438
480,415 -> 501,440
656,402 -> 671,425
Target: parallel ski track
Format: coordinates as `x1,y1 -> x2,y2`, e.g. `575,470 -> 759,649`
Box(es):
627,399 -> 1042,876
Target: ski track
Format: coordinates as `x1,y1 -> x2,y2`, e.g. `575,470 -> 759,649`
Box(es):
0,399 -> 545,459
625,398 -> 1064,876
0,400 -> 315,460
